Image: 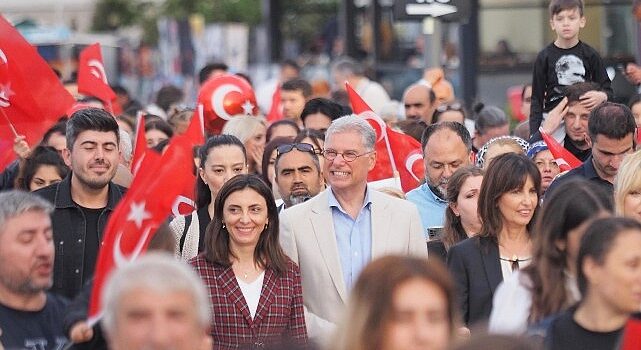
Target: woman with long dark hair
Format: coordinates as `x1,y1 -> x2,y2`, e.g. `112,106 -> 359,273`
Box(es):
544,217 -> 641,350
190,174 -> 307,348
170,135 -> 248,260
447,153 -> 541,327
489,179 -> 613,334
428,166 -> 483,260
15,145 -> 69,191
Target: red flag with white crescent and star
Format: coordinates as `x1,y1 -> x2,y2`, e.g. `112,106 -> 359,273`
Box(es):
266,84 -> 283,122
88,129 -> 197,323
197,74 -> 258,134
540,129 -> 582,172
77,43 -> 121,114
0,15 -> 75,172
130,111 -> 147,176
345,82 -> 424,192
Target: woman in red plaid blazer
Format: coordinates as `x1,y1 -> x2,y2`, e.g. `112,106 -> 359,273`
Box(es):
190,174 -> 307,349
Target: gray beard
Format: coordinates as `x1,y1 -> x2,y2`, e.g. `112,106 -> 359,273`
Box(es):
427,181 -> 447,200
288,194 -> 312,206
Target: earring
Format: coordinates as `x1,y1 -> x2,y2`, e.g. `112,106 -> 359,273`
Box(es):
222,222 -> 226,229
264,223 -> 268,230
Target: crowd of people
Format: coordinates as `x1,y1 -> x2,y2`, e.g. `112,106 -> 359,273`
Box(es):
2,0 -> 641,349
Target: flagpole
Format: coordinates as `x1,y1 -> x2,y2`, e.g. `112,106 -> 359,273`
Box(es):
198,103 -> 205,139
382,131 -> 400,187
134,111 -> 144,155
0,107 -> 19,138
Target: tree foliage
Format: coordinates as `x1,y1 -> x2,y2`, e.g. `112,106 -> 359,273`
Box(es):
162,0 -> 261,24
92,0 -> 141,31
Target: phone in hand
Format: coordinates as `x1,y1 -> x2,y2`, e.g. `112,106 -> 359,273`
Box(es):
427,226 -> 444,241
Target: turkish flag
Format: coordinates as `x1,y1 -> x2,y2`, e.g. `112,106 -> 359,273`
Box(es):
88,128 -> 197,322
266,85 -> 283,122
0,15 -> 75,172
169,105 -> 206,216
77,43 -> 120,114
197,74 -> 258,134
185,104 -> 206,146
130,111 -> 147,175
541,130 -> 582,172
346,82 -> 424,192
620,316 -> 641,350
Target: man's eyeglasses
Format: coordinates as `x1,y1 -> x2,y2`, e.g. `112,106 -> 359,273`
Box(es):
435,102 -> 463,113
321,149 -> 374,162
276,143 -> 317,157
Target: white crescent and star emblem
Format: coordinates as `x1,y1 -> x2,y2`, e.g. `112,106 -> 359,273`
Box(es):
126,201 -> 152,229
88,59 -> 109,84
555,158 -> 569,168
113,226 -> 152,268
404,151 -> 423,182
0,49 -> 7,66
0,49 -> 12,108
172,195 -> 197,217
360,110 -> 387,142
112,201 -> 154,267
241,100 -> 254,115
0,82 -> 14,108
212,84 -> 242,120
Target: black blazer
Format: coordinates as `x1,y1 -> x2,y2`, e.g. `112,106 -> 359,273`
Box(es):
447,236 -> 502,327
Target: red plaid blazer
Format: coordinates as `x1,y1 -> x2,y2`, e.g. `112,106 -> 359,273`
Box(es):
190,256 -> 308,349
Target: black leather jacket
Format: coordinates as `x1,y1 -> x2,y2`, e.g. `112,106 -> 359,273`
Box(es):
35,174 -> 126,299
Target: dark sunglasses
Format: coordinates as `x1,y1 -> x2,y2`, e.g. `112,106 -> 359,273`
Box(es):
276,143 -> 317,157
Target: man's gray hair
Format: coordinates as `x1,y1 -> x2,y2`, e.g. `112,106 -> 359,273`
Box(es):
325,115 -> 376,151
475,105 -> 508,135
119,129 -> 133,163
331,57 -> 364,77
101,253 -> 211,333
0,190 -> 53,232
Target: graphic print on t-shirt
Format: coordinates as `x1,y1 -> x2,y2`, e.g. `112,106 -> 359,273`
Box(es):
555,54 -> 586,86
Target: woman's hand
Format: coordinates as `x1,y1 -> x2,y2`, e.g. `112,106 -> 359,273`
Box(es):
249,144 -> 264,174
13,135 -> 31,159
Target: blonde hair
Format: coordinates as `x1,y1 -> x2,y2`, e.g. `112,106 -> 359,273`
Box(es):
614,150 -> 641,216
221,115 -> 267,143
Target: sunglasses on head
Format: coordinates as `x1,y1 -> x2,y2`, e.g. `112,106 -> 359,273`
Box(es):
276,143 -> 316,157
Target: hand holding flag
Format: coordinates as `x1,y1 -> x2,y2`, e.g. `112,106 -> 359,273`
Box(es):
88,126 -> 198,323
0,15 -> 75,171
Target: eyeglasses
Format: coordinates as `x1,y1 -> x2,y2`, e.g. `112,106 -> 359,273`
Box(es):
276,143 -> 317,157
322,149 -> 374,162
436,102 -> 463,113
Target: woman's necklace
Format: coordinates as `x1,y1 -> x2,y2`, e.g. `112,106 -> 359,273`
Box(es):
234,263 -> 260,281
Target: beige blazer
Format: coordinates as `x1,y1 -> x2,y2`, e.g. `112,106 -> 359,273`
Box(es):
279,187 -> 427,338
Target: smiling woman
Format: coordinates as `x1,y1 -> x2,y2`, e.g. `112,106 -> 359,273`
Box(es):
189,174 -> 307,348
447,153 -> 541,326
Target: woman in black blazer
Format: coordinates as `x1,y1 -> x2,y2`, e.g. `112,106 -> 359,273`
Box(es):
447,153 -> 541,327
